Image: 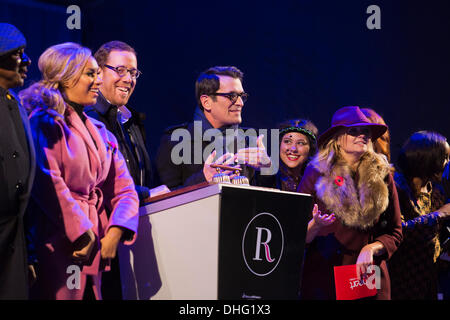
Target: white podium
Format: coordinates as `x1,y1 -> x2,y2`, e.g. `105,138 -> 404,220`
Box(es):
118,183 -> 312,300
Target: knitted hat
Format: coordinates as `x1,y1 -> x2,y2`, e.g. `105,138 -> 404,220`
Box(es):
0,23 -> 26,57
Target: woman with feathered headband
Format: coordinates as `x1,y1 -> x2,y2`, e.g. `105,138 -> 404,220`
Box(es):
258,119 -> 318,192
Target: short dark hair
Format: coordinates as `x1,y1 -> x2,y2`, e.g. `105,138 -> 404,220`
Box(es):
195,66 -> 243,111
397,130 -> 449,181
94,40 -> 136,67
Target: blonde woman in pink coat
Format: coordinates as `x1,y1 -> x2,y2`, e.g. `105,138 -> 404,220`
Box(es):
19,43 -> 139,300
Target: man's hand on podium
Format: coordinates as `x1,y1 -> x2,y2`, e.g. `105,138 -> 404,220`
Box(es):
203,150 -> 237,182
149,185 -> 171,197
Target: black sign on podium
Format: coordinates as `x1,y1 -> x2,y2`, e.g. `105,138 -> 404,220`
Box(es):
119,183 -> 312,300
218,186 -> 312,300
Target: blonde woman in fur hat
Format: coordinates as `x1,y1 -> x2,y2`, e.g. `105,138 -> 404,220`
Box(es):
297,106 -> 403,300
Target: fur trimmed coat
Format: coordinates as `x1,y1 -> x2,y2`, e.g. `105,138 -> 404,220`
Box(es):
297,151 -> 402,300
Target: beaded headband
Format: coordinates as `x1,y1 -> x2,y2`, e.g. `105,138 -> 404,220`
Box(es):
279,126 -> 317,141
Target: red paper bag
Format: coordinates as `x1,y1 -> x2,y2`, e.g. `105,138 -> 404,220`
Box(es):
333,264 -> 379,300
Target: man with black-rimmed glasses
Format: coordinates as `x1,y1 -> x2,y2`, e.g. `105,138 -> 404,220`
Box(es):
156,66 -> 271,190
85,41 -> 169,300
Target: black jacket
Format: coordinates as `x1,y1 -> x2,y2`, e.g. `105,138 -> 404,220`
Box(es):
85,93 -> 153,201
156,107 -> 256,190
0,87 -> 35,299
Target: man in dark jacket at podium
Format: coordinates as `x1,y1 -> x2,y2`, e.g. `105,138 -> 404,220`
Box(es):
156,66 -> 271,190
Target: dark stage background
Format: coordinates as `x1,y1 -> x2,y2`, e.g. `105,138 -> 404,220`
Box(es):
2,0 -> 449,182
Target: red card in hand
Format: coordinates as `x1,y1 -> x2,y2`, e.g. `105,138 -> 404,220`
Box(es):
333,264 -> 379,300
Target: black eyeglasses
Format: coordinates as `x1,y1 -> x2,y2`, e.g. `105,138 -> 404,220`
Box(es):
210,92 -> 249,104
104,64 -> 142,79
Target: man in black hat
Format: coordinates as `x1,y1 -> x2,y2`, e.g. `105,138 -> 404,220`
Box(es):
0,23 -> 35,299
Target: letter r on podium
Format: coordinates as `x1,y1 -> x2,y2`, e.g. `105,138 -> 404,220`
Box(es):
253,227 -> 275,263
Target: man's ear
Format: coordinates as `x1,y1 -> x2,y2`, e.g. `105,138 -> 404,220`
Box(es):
200,94 -> 211,112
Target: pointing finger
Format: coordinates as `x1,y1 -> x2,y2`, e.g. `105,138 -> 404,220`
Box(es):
312,204 -> 319,216
205,150 -> 216,165
256,134 -> 266,150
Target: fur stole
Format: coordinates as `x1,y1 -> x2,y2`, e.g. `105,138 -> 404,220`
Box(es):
310,151 -> 390,230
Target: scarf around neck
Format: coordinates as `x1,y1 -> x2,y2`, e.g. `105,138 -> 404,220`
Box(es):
311,151 -> 391,230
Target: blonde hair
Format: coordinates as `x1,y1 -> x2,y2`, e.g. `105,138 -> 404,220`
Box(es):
361,108 -> 391,162
317,128 -> 374,168
20,42 -> 92,115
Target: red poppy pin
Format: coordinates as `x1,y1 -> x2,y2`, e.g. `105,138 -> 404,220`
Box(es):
107,141 -> 117,154
334,176 -> 344,187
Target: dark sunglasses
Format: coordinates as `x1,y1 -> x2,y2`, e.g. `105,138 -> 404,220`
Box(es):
346,126 -> 371,137
210,92 -> 249,104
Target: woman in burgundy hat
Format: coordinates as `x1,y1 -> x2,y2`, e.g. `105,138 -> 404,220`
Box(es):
297,106 -> 403,300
